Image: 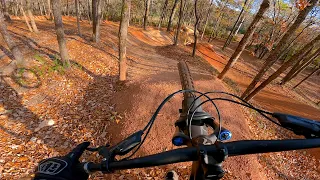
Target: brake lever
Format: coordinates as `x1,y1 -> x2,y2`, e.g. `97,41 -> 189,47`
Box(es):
109,130 -> 144,156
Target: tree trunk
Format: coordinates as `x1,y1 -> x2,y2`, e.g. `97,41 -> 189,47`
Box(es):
66,0 -> 69,16
173,0 -> 183,45
192,0 -> 200,57
87,0 -> 92,22
0,10 -> 25,68
167,0 -> 178,32
277,22 -> 313,61
20,5 -> 33,32
13,1 -> 18,16
211,0 -> 228,40
244,34 -> 320,101
143,0 -> 151,30
51,0 -> 70,67
283,49 -> 320,84
280,47 -> 315,84
75,0 -> 81,37
234,16 -> 245,35
158,0 -> 169,29
41,0 -> 47,16
200,0 -> 213,40
1,0 -> 11,22
26,0 -> 39,33
222,0 -> 248,50
92,0 -> 101,42
293,66 -> 319,89
47,0 -> 53,20
218,0 -> 270,79
119,0 -> 130,81
241,0 -> 318,99
38,1 -> 43,15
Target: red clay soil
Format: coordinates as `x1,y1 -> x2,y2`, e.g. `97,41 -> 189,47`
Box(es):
195,41 -> 320,169
0,17 -> 319,179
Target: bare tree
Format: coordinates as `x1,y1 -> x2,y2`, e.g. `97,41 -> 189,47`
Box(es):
282,46 -> 314,80
66,0 -> 69,16
75,0 -> 82,37
158,0 -> 169,29
1,0 -> 11,22
218,0 -> 270,79
143,0 -> 151,30
244,34 -> 320,101
241,0 -> 318,99
293,66 -> 319,89
167,0 -> 178,32
208,0 -> 228,42
0,10 -> 25,70
26,0 -> 39,33
92,0 -> 101,42
174,0 -> 184,45
119,0 -> 131,81
200,0 -> 213,40
19,3 -> 33,32
192,0 -> 200,57
223,0 -> 249,50
47,0 -> 53,20
41,0 -> 47,16
51,0 -> 70,67
282,48 -> 320,84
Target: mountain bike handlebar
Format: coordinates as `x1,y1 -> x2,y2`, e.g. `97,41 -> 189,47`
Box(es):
80,138 -> 320,173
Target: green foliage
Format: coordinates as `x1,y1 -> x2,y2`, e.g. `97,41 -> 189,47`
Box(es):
49,57 -> 66,74
34,54 -> 46,64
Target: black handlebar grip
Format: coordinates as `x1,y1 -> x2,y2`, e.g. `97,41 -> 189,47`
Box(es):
76,162 -> 103,174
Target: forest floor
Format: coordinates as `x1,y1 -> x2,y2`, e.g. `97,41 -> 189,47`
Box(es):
0,16 -> 319,179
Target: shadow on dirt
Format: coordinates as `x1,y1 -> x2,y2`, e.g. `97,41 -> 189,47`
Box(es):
0,77 -> 76,154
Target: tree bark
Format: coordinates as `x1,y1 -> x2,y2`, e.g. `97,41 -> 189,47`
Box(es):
282,49 -> 320,84
47,0 -> 53,20
218,0 -> 270,79
38,0 -> 43,15
222,0 -> 249,50
277,21 -> 313,61
51,0 -> 70,67
234,16 -> 245,35
167,0 -> 178,32
293,66 -> 319,89
1,0 -> 11,22
173,0 -> 183,45
66,0 -> 69,16
200,0 -> 213,40
119,0 -> 130,81
75,0 -> 82,37
0,10 -> 25,68
244,34 -> 320,101
280,47 -> 315,84
92,0 -> 101,42
192,0 -> 200,57
41,0 -> 47,16
20,5 -> 33,32
210,0 -> 228,41
158,0 -> 169,29
241,0 -> 318,99
143,0 -> 151,30
87,0 -> 92,22
26,0 -> 39,33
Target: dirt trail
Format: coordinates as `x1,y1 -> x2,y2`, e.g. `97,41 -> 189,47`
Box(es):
110,28 -> 269,179
196,42 -> 320,120
1,17 -> 319,179
196,41 -> 320,163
